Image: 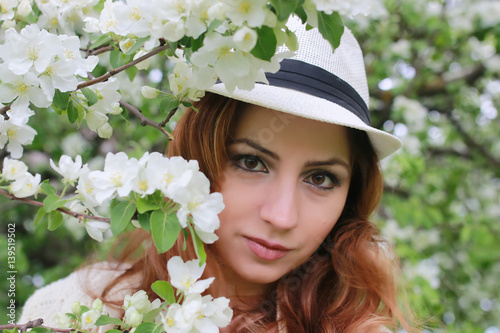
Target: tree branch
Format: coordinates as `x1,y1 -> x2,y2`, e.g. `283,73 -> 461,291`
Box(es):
119,100 -> 173,141
444,112 -> 500,169
0,319 -> 75,333
77,44 -> 169,90
384,184 -> 410,198
0,189 -> 110,223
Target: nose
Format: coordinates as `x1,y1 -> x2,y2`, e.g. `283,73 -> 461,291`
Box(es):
259,177 -> 299,230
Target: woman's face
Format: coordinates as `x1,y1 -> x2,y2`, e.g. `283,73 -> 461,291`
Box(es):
213,104 -> 352,296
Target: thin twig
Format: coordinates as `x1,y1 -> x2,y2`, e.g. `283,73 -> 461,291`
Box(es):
0,189 -> 110,223
90,45 -> 115,56
0,319 -> 74,333
77,44 -> 169,90
1,104 -> 11,115
160,107 -> 178,128
119,100 -> 174,140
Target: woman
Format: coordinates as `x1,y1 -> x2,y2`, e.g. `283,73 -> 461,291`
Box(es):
20,18 -> 414,332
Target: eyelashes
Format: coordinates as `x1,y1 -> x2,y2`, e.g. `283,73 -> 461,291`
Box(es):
230,154 -> 341,191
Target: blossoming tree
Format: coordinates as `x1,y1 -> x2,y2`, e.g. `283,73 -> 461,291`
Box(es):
0,0 -> 387,332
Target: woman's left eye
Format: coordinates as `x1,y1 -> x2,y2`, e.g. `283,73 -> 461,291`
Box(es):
304,172 -> 338,190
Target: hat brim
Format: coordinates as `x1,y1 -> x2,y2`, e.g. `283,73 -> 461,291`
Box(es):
207,83 -> 402,160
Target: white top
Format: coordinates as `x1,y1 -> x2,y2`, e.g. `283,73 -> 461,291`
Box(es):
19,262 -> 136,327
20,263 -> 392,332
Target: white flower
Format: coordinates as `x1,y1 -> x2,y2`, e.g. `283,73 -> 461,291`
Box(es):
161,293 -> 232,333
1,157 -> 29,181
10,172 -> 41,198
84,220 -> 111,242
0,25 -> 61,76
92,298 -> 103,312
145,155 -> 199,202
0,64 -> 52,110
50,155 -> 85,185
76,167 -> 100,208
167,256 -> 214,296
54,312 -> 72,329
311,0 -> 386,18
17,0 -> 33,17
233,26 -> 258,52
0,116 -> 37,159
141,86 -> 159,99
81,309 -> 100,330
124,307 -> 143,327
89,152 -> 140,203
223,0 -> 268,28
172,172 -> 224,242
0,0 -> 17,21
83,78 -> 121,135
123,290 -> 151,314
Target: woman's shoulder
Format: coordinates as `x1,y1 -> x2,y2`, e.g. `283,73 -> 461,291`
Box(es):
19,262 -> 135,327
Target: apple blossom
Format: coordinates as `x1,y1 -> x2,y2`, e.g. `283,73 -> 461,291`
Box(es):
9,172 -> 41,198
167,256 -> 214,296
49,155 -> 85,185
1,157 -> 29,181
0,116 -> 37,159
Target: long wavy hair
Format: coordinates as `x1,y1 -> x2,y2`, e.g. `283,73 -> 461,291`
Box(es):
99,92 -> 414,332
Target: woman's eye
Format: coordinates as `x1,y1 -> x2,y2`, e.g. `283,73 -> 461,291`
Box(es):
233,155 -> 267,172
304,172 -> 338,190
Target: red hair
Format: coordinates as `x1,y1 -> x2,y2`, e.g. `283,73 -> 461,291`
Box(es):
100,92 -> 416,332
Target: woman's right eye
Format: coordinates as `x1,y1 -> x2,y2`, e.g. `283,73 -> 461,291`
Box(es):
232,155 -> 268,172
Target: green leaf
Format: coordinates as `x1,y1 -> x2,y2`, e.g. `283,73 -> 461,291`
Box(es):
95,314 -> 123,326
29,328 -> 50,333
150,210 -> 181,253
110,201 -> 137,235
270,0 -> 300,21
109,49 -> 122,69
81,87 -> 99,106
67,101 -> 78,124
48,211 -> 64,231
137,196 -> 161,214
43,194 -> 68,213
317,11 -> 344,50
34,207 -> 47,227
294,4 -> 307,22
191,229 -> 207,265
152,324 -> 164,333
137,213 -> 151,231
135,323 -> 156,333
104,330 -> 123,333
181,101 -> 192,108
53,90 -> 70,110
126,65 -> 138,81
160,96 -> 181,114
151,280 -> 175,304
250,26 -> 277,61
3,327 -> 19,333
41,181 -> 57,195
91,33 -> 113,49
142,307 -> 162,323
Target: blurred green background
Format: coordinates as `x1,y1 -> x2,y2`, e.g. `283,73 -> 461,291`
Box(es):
1,0 -> 499,332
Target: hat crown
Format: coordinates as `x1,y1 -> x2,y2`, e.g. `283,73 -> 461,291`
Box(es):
282,17 -> 370,108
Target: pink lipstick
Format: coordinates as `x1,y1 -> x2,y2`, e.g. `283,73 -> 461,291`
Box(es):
244,237 -> 290,260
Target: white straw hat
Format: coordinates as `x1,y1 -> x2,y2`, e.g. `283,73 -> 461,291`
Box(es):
208,16 -> 402,159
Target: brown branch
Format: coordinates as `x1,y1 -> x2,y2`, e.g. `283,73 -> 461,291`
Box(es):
428,147 -> 472,159
0,319 -> 74,333
384,184 -> 410,198
160,107 -> 179,128
1,104 -> 11,115
77,44 -> 169,90
90,45 -> 115,56
119,100 -> 173,140
0,188 -> 110,223
445,113 -> 500,169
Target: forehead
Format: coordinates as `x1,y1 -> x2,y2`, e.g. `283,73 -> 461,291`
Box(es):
232,104 -> 351,161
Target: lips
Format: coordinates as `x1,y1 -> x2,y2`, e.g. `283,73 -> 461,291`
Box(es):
244,236 -> 291,261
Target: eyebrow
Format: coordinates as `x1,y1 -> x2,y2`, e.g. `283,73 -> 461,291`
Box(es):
230,138 -> 351,171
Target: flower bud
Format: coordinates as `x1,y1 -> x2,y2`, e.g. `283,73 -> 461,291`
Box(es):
141,86 -> 160,99
92,298 -> 103,312
17,0 -> 33,18
123,307 -> 143,327
72,301 -> 82,315
97,123 -> 113,139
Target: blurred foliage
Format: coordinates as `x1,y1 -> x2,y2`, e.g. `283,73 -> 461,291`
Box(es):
1,0 -> 499,332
